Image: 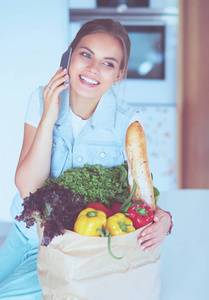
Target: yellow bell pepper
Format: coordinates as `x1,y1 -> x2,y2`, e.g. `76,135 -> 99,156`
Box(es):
74,208 -> 107,236
106,213 -> 135,236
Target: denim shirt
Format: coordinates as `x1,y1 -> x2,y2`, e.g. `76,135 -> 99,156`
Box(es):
39,87 -> 139,178
11,87 -> 139,239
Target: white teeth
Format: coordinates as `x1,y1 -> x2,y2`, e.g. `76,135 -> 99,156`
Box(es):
80,75 -> 99,85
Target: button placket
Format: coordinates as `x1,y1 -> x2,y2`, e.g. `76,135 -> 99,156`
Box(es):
100,152 -> 106,158
77,156 -> 83,162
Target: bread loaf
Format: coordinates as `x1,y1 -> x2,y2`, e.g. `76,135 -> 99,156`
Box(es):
125,121 -> 155,211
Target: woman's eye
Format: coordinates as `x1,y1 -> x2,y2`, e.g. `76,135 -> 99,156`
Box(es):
81,52 -> 91,59
104,62 -> 114,68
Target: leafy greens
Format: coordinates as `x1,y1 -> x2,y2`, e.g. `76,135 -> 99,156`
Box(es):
16,163 -> 160,246
16,184 -> 86,246
43,163 -> 130,207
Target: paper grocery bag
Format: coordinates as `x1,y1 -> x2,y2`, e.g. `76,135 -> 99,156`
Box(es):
37,223 -> 161,300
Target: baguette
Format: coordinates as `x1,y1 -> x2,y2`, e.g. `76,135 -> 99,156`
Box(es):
125,121 -> 155,211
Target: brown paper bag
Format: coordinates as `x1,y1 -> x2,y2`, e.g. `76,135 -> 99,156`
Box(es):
37,223 -> 161,300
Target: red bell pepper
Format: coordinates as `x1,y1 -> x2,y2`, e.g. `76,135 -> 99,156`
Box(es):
127,203 -> 154,229
86,202 -> 114,218
111,203 -> 122,214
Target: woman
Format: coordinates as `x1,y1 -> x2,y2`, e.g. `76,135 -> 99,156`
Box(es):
0,19 -> 171,299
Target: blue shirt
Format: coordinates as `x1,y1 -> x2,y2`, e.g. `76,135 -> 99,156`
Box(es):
11,87 -> 140,239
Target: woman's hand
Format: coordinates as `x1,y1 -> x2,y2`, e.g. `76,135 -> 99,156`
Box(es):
137,206 -> 171,251
42,67 -> 69,125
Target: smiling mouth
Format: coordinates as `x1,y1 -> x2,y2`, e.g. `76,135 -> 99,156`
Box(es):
79,75 -> 100,85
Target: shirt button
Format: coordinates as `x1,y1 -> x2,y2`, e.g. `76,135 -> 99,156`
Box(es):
77,156 -> 83,162
100,152 -> 106,158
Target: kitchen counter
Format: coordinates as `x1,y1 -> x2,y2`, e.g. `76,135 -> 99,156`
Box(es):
159,189 -> 209,300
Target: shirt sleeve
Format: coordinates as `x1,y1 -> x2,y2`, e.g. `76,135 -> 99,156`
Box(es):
123,112 -> 145,161
24,88 -> 41,128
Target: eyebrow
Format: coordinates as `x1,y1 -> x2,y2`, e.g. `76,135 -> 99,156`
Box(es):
79,46 -> 119,64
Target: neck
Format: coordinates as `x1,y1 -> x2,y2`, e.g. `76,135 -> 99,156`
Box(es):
69,87 -> 101,120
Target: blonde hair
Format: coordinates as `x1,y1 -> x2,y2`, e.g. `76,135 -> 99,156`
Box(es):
70,18 -> 130,80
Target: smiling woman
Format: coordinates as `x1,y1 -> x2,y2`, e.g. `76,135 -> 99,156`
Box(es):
69,32 -> 124,118
0,18 -> 171,299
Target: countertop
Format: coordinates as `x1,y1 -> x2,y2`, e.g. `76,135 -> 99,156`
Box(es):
159,189 -> 209,300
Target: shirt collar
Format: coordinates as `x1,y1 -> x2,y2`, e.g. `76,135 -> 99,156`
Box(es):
55,88 -> 117,129
90,88 -> 116,129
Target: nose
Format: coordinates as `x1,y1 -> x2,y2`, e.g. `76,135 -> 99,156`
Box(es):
88,59 -> 100,74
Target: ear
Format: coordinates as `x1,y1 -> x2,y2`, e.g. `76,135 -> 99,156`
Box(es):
115,69 -> 124,84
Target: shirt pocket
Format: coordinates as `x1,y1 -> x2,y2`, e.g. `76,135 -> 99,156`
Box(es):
87,144 -> 124,168
50,137 -> 68,178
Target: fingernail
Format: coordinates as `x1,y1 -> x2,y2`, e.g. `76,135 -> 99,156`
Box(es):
63,68 -> 67,71
64,83 -> 69,86
145,249 -> 149,252
64,74 -> 69,77
155,216 -> 159,221
141,246 -> 145,250
139,239 -> 143,244
142,232 -> 146,237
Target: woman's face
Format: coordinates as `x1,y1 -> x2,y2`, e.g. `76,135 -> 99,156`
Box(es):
69,32 -> 124,102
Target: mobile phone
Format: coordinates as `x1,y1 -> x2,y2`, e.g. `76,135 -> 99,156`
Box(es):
60,47 -> 72,70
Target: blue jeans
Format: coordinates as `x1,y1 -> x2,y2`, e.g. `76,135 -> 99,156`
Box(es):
0,224 -> 42,299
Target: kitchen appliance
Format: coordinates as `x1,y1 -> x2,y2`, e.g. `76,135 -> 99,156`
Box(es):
97,0 -> 149,8
69,0 -> 178,10
125,24 -> 165,80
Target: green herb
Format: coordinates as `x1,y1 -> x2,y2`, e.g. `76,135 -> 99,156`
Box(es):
43,164 -> 130,208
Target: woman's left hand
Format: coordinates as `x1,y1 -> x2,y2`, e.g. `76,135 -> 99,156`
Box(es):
137,206 -> 171,251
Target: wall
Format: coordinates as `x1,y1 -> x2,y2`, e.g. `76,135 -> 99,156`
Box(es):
178,0 -> 209,188
0,0 -> 69,221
